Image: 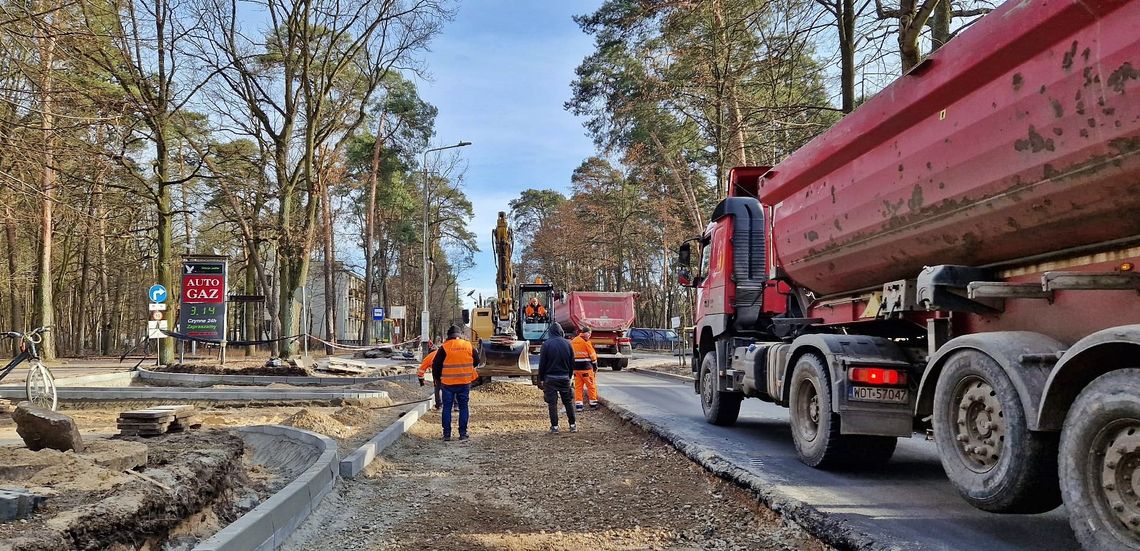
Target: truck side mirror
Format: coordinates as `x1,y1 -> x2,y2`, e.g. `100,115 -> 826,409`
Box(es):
462,309 -> 471,325
677,242 -> 694,286
678,242 -> 692,267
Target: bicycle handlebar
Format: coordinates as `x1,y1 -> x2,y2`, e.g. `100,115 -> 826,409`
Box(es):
2,326 -> 50,339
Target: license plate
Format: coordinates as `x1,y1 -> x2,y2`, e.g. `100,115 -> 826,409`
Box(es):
848,386 -> 909,404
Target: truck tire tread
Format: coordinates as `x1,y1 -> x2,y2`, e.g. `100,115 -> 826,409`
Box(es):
790,353 -> 896,469
932,350 -> 1061,513
700,352 -> 741,426
1060,368 -> 1140,551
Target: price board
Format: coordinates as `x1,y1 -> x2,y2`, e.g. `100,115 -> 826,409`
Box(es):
178,257 -> 228,340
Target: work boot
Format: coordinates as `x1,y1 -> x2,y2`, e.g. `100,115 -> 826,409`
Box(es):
575,404 -> 584,412
459,434 -> 469,441
569,424 -> 578,433
550,426 -> 559,434
442,435 -> 452,442
589,402 -> 599,410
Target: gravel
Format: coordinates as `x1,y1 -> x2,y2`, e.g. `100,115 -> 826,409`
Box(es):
284,381 -> 826,551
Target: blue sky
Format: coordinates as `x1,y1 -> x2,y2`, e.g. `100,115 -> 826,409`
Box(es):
414,1 -> 603,307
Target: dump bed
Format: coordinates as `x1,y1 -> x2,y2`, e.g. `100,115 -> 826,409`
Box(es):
555,292 -> 636,334
757,0 -> 1140,296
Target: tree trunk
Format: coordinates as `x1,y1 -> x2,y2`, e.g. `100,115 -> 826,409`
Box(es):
839,0 -> 856,113
244,251 -> 256,356
362,118 -> 384,345
929,0 -> 951,52
3,203 -> 22,356
97,183 -> 111,355
321,178 -> 336,350
34,17 -> 57,360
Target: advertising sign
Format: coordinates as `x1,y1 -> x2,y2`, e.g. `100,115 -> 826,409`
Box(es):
178,257 -> 227,340
388,305 -> 406,320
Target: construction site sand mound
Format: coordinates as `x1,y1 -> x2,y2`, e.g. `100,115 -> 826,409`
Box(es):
283,409 -> 348,437
332,406 -> 372,427
474,381 -> 541,399
355,379 -> 432,403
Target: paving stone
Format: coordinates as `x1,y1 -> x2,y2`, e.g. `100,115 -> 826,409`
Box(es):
0,488 -> 46,521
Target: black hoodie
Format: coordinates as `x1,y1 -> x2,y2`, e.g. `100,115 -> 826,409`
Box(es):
537,324 -> 574,382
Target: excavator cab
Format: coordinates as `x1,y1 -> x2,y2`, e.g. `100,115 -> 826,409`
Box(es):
518,281 -> 555,344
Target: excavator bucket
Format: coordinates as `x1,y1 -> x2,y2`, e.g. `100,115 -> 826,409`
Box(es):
478,336 -> 532,377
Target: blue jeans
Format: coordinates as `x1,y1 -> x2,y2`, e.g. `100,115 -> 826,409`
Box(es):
440,384 -> 470,438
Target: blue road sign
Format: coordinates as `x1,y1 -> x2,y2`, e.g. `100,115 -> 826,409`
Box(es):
148,284 -> 168,303
372,307 -> 384,321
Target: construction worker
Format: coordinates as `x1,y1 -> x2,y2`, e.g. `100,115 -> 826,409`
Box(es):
431,325 -> 481,441
571,327 -> 599,411
537,323 -> 576,433
525,297 -> 548,321
417,344 -> 440,407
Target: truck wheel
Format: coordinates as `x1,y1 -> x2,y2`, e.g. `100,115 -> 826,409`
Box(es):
1060,369 -> 1140,550
612,358 -> 627,372
700,352 -> 741,426
788,353 -> 897,469
932,350 -> 1061,513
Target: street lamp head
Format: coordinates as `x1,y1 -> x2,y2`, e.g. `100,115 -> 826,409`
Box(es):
457,141 -> 472,147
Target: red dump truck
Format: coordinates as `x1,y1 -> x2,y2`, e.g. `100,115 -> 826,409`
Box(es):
676,1 -> 1140,548
555,291 -> 635,370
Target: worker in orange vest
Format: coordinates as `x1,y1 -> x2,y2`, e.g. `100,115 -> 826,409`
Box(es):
431,325 -> 481,441
571,327 -> 599,411
525,297 -> 548,321
417,344 -> 440,407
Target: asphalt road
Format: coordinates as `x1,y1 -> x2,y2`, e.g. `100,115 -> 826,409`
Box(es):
596,369 -> 1078,551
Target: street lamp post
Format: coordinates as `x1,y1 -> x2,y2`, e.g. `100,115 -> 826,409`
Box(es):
421,141 -> 471,359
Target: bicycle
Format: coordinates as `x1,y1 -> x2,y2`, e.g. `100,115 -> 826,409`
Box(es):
1,327 -> 58,410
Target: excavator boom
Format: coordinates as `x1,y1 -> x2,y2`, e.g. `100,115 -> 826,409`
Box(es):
478,212 -> 532,377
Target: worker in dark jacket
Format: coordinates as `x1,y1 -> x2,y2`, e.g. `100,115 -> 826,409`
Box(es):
431,325 -> 481,441
537,323 -> 577,434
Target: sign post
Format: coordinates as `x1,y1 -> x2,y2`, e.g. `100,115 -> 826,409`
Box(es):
178,256 -> 228,363
146,284 -> 170,340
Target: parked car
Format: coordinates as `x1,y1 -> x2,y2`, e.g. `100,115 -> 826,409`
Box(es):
629,328 -> 680,351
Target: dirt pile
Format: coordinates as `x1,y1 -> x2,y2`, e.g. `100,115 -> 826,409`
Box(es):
283,409 -> 348,437
473,380 -> 542,399
356,379 -> 432,403
332,406 -> 372,427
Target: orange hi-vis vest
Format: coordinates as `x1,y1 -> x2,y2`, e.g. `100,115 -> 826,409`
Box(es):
417,349 -> 438,379
526,304 -> 547,317
439,338 -> 478,385
571,336 -> 597,370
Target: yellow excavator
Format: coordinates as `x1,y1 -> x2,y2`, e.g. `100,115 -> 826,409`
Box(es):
470,212 -> 555,379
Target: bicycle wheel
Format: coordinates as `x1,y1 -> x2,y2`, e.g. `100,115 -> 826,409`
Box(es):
25,361 -> 57,411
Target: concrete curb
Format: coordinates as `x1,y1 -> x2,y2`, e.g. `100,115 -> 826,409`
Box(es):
0,370 -> 138,389
599,397 -> 882,551
136,368 -> 401,387
0,386 -> 390,403
629,367 -> 694,383
194,425 -> 338,551
339,396 -> 435,478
